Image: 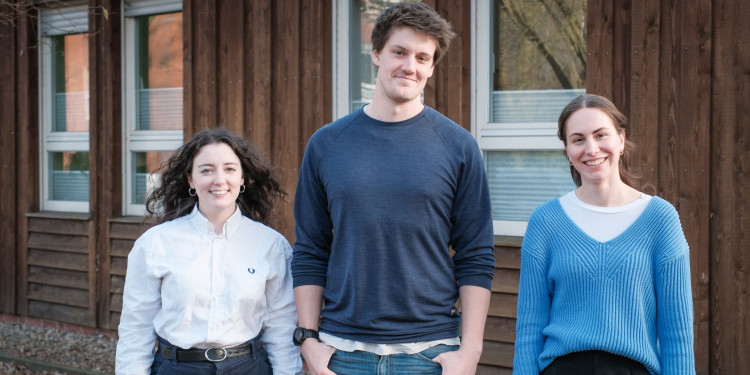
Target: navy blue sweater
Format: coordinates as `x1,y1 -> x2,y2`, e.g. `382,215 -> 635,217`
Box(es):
292,106 -> 495,343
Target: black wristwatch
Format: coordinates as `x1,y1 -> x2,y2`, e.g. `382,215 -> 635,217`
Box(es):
293,327 -> 320,346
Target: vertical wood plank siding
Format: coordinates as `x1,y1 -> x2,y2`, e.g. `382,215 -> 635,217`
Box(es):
0,3 -> 39,318
89,0 -> 123,330
628,0 -> 661,190
269,0 -> 302,239
0,0 -> 748,373
15,6 -> 39,319
709,0 -> 750,373
586,0 -> 615,98
424,0 -> 472,130
247,1 -> 273,156
184,0 -> 331,239
586,1 -> 748,374
0,3 -> 18,314
678,1 -> 712,371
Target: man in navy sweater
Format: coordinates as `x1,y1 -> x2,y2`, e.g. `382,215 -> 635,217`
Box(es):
291,3 -> 495,374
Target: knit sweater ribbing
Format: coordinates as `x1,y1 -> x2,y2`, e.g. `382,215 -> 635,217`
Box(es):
513,197 -> 695,375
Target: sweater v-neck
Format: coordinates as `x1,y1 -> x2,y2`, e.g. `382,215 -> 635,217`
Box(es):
550,196 -> 661,246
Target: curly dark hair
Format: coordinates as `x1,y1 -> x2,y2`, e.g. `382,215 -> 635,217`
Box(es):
371,2 -> 456,65
557,94 -> 642,189
145,128 -> 286,226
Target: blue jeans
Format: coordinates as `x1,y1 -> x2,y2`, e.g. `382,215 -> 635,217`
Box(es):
150,337 -> 272,375
327,344 -> 458,375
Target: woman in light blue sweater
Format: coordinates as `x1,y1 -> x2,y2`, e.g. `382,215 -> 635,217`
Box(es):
513,94 -> 695,375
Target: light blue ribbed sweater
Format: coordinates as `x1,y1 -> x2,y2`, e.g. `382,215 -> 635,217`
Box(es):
514,197 -> 695,375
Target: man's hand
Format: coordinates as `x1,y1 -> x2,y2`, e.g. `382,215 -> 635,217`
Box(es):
434,285 -> 490,374
434,347 -> 482,375
300,339 -> 337,375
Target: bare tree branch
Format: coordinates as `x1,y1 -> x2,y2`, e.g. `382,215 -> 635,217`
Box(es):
499,0 -> 574,88
541,0 -> 585,68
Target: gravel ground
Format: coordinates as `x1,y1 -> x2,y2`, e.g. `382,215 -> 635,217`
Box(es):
0,321 -> 116,374
0,361 -> 66,375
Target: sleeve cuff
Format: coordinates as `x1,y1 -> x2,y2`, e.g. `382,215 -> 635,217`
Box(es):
457,274 -> 493,290
292,274 -> 327,288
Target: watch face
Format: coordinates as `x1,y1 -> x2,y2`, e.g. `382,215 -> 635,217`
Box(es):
293,327 -> 317,346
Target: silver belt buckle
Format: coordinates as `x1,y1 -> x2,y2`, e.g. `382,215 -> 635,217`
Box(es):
204,347 -> 228,362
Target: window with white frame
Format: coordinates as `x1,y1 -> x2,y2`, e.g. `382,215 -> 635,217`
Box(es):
332,0 -> 419,119
123,0 -> 183,215
473,0 -> 586,236
39,5 -> 91,213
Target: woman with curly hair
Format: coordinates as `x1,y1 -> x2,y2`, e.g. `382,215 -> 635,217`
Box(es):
116,128 -> 301,375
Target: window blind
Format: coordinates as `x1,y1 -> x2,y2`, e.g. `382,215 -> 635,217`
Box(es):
485,150 -> 576,221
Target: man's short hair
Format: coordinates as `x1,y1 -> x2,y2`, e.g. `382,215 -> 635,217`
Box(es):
371,2 -> 456,65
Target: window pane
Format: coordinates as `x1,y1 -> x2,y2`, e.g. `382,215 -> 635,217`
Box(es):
349,0 -> 419,112
491,0 -> 585,123
135,12 -> 183,131
485,151 -> 575,221
50,152 -> 89,201
132,151 -> 174,205
51,33 -> 89,132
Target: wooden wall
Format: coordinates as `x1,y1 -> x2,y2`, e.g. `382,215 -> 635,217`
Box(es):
102,0 -> 334,330
25,214 -> 94,326
478,243 -> 520,374
89,0 -> 123,332
1,0 -> 748,374
424,0 -> 472,131
108,219 -> 149,328
708,0 -> 750,372
0,0 -> 333,331
470,0 -> 750,372
586,0 -> 749,374
183,0 -> 332,240
0,2 -> 19,315
0,2 -> 38,318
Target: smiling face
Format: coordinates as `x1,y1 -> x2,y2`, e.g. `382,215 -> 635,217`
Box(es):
564,108 -> 626,187
372,26 -> 436,107
188,142 -> 243,223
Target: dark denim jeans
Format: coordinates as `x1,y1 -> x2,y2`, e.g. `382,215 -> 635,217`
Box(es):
327,344 -> 459,375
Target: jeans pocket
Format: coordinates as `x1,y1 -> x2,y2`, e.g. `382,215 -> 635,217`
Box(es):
150,351 -> 166,375
413,344 -> 460,363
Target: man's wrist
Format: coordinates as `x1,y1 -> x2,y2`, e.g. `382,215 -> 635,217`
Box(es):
293,327 -> 320,346
458,342 -> 483,358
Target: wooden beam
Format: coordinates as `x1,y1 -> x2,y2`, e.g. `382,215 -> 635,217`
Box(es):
0,2 -> 18,314
709,0 -> 750,373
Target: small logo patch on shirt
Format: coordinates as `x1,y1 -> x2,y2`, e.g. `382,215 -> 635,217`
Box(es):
247,268 -> 255,274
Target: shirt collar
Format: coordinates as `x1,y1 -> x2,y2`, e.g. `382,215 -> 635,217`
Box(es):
187,204 -> 243,239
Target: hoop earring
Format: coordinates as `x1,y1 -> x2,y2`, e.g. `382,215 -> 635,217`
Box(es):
239,185 -> 246,193
569,160 -> 573,166
188,187 -> 197,196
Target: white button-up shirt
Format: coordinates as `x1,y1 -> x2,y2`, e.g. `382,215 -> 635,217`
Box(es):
116,205 -> 300,375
